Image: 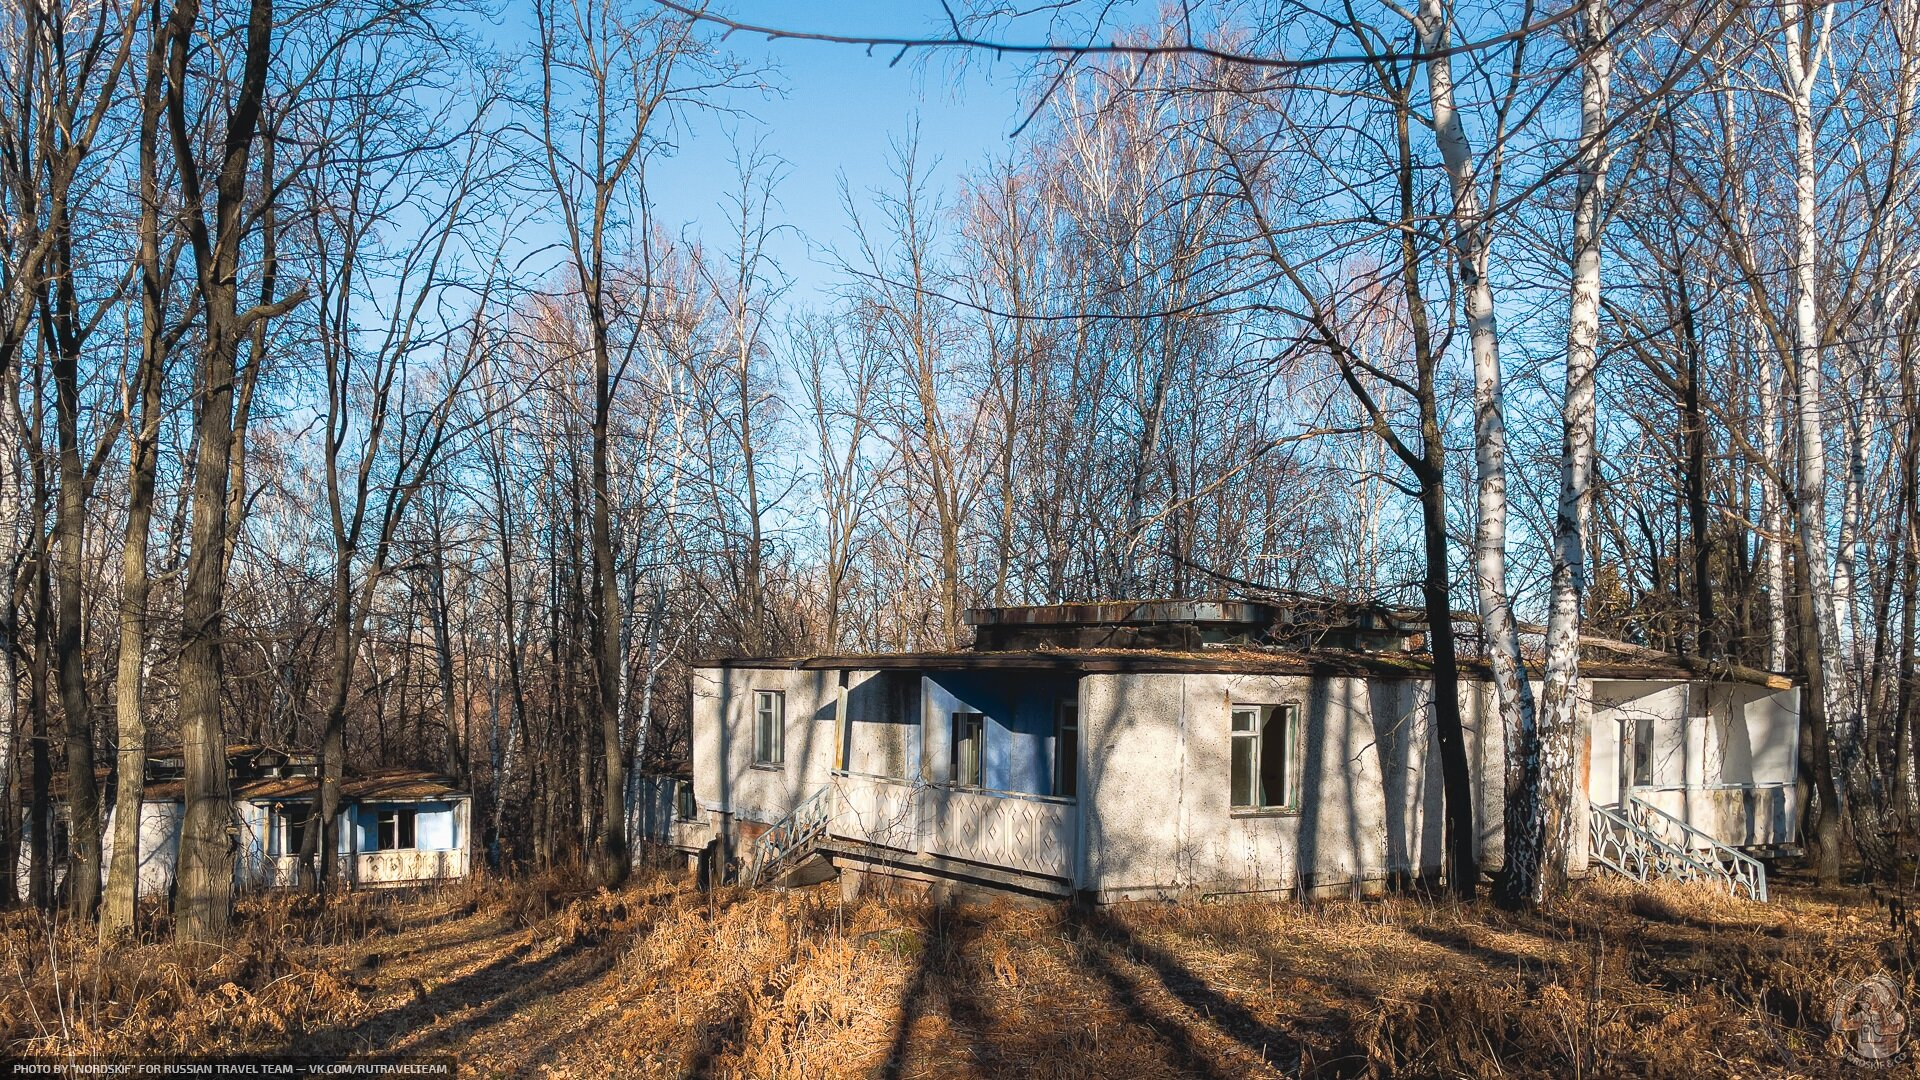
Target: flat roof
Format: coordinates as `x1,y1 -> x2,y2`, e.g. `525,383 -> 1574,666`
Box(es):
700,645 -> 1792,688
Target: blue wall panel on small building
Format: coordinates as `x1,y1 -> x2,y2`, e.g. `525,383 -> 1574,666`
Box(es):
922,672 -> 1075,796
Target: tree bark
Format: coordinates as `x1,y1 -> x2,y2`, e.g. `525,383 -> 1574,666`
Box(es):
102,22 -> 173,939
1535,0 -> 1613,899
1412,0 -> 1541,905
1782,0 -> 1846,884
167,0 -> 281,942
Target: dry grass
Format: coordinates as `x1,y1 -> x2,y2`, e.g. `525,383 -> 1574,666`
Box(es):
3,866 -> 1913,1078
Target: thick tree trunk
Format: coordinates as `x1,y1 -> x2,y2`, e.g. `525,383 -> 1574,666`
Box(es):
0,407 -> 17,908
1795,550 -> 1846,880
46,215 -> 103,922
592,317 -> 628,886
168,0 -> 278,942
27,547 -> 52,911
1783,0 -> 1847,885
1678,284 -> 1716,655
428,544 -> 468,788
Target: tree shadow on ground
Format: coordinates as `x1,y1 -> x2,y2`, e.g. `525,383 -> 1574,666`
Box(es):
316,935 -> 621,1057
1066,905 -> 1343,1078
871,898 -> 998,1080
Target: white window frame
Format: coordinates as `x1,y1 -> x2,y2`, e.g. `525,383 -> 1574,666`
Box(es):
1230,702 -> 1301,812
753,690 -> 785,767
376,807 -> 417,851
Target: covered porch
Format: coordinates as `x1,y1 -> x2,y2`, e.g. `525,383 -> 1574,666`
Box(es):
818,668 -> 1081,887
1587,679 -> 1800,851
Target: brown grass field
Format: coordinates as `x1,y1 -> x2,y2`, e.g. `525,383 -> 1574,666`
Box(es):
2,862 -> 1915,1078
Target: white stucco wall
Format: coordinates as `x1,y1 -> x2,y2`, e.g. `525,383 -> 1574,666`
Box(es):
1078,672 -> 1504,900
19,799 -> 185,899
691,665 -> 844,826
1586,679 -> 1799,847
692,661 -> 1796,899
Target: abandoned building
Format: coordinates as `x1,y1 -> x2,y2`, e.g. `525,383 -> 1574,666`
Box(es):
20,744 -> 472,899
653,599 -> 1801,904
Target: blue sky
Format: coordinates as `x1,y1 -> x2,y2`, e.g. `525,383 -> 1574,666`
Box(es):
642,2 -> 1039,308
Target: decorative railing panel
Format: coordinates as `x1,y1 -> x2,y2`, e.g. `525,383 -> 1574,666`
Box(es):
818,772 -> 1076,883
1588,798 -> 1766,902
921,786 -> 1075,880
831,773 -> 921,852
1630,784 -> 1797,850
354,848 -> 469,886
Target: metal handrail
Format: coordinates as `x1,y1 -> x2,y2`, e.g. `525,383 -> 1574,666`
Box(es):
1627,795 -> 1769,902
745,785 -> 834,887
1588,799 -> 1767,902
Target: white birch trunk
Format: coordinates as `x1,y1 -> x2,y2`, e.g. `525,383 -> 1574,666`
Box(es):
1784,0 -> 1852,735
1535,0 -> 1613,898
1756,315 -> 1789,672
1413,0 -> 1542,899
1834,405 -> 1861,655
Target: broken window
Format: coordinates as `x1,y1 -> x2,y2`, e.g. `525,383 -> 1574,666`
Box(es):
270,804 -> 311,857
376,808 -> 417,851
675,780 -> 698,822
1231,703 -> 1300,811
1054,701 -> 1079,798
951,711 -> 984,787
753,690 -> 785,766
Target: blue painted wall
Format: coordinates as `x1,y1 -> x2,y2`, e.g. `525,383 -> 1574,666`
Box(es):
921,672 -> 1076,796
351,801 -> 459,851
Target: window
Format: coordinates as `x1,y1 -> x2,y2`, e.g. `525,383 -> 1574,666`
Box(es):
1630,717 -> 1655,787
753,690 -> 785,766
270,804 -> 311,857
1230,704 -> 1300,811
376,808 -> 417,851
675,780 -> 698,822
951,711 -> 984,787
1054,701 -> 1079,798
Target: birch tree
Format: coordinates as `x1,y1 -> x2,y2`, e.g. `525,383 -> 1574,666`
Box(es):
1531,0 -> 1615,898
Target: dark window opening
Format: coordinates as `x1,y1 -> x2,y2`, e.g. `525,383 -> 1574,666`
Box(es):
377,808 -> 417,851
951,711 -> 984,788
675,780 -> 698,822
1231,703 -> 1300,811
1630,717 -> 1655,787
1054,701 -> 1079,798
271,804 -> 312,857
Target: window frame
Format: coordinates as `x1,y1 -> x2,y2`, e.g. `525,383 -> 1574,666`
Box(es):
1053,700 -> 1079,798
270,803 -> 311,857
675,780 -> 699,822
951,710 -> 985,788
752,689 -> 786,768
1230,702 -> 1302,814
376,807 -> 417,851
